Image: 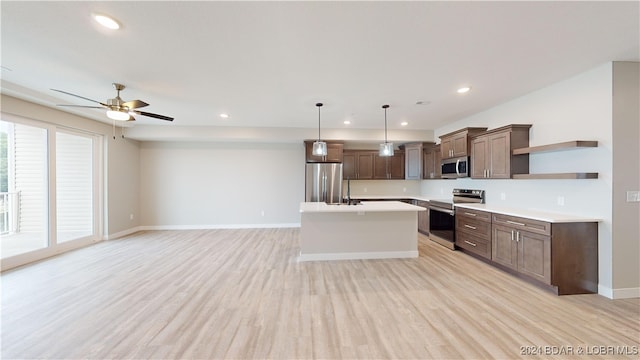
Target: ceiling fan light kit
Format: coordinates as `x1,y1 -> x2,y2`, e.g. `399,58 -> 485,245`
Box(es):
379,104 -> 394,157
51,82 -> 174,122
106,110 -> 131,121
312,102 -> 328,156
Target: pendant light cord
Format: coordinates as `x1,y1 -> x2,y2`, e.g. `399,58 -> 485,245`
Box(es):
316,102 -> 323,141
383,104 -> 389,144
384,107 -> 387,143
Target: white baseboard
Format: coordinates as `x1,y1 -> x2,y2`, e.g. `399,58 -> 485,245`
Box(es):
138,223 -> 301,231
106,223 -> 300,239
598,285 -> 640,299
612,287 -> 640,299
105,226 -> 144,240
297,250 -> 419,262
598,285 -> 614,299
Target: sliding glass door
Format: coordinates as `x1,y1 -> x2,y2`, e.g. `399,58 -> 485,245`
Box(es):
56,131 -> 95,243
0,121 -> 49,258
1,117 -> 102,265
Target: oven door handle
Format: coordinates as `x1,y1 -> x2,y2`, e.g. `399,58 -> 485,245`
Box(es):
428,206 -> 455,216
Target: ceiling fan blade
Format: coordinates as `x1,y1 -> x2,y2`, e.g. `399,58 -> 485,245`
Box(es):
51,89 -> 107,106
57,104 -> 105,109
122,99 -> 149,109
133,110 -> 174,121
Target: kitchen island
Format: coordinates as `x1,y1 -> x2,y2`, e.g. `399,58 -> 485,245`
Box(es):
298,201 -> 426,261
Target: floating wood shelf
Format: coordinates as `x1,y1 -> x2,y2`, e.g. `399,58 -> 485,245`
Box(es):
513,173 -> 599,180
512,140 -> 598,155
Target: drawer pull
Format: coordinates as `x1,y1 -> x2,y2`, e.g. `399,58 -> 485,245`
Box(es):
464,240 -> 477,247
464,212 -> 477,217
506,220 -> 526,226
464,224 -> 477,230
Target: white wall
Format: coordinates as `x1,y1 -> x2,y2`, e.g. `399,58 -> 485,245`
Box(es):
612,62 -> 640,294
139,141 -> 304,228
106,137 -> 141,237
421,62 -> 635,297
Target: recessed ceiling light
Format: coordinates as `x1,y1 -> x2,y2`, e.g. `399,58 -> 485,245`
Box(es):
457,86 -> 472,94
400,121 -> 408,126
343,120 -> 351,125
219,113 -> 229,119
93,14 -> 121,30
415,100 -> 431,105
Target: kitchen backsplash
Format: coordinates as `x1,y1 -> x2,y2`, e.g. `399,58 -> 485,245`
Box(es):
343,179 -> 422,197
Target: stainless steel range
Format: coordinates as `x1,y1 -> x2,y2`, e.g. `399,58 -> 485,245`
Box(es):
429,189 -> 485,249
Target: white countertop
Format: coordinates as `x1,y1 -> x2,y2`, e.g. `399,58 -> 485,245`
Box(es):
454,203 -> 601,223
300,201 -> 427,213
347,195 -> 432,202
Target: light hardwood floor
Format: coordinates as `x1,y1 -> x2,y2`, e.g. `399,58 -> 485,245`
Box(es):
1,229 -> 639,359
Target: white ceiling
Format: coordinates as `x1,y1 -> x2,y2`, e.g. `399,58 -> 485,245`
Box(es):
2,1 -> 639,140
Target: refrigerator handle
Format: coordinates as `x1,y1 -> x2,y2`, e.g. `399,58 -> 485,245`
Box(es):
322,173 -> 327,202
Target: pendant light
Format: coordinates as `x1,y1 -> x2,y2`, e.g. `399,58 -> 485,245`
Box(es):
312,102 -> 328,156
379,104 -> 394,157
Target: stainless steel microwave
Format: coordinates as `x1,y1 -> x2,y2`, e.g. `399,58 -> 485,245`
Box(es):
441,156 -> 469,178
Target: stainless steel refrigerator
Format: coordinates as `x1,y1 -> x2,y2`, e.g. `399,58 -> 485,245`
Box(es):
305,163 -> 343,204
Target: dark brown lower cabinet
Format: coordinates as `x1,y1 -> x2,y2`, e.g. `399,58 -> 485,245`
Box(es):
456,208 -> 598,295
455,208 -> 492,259
492,224 -> 551,284
491,213 -> 597,295
415,200 -> 430,235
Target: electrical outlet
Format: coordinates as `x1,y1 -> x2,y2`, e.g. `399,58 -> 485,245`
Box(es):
364,187 -> 368,193
557,196 -> 565,206
403,187 -> 407,193
627,191 -> 640,202
261,210 -> 265,216
129,213 -> 134,220
500,192 -> 506,200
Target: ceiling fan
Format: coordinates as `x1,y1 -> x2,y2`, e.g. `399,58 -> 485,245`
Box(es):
51,83 -> 174,122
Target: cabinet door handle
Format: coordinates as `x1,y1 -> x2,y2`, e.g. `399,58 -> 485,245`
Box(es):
511,230 -> 515,241
516,231 -> 520,242
464,212 -> 477,217
507,220 -> 526,226
464,240 -> 477,247
464,224 -> 477,230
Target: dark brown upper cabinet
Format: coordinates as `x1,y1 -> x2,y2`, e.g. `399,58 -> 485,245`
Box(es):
304,141 -> 344,163
343,150 -> 374,180
403,142 -> 436,180
423,143 -> 442,180
470,124 -> 531,179
440,127 -> 487,159
374,150 -> 405,179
